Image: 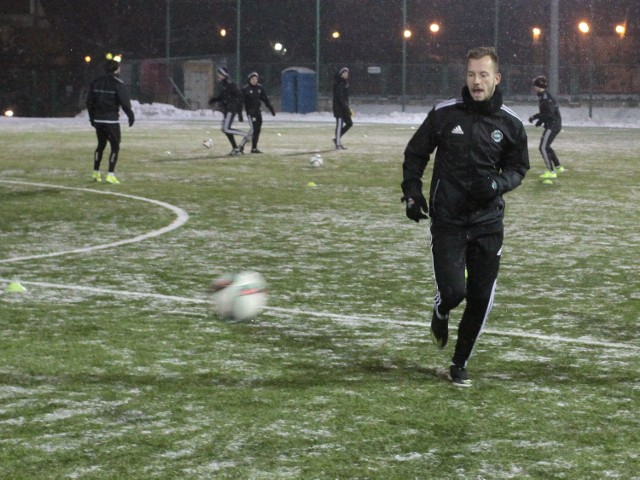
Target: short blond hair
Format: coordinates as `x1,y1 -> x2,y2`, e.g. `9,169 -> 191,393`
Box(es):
466,46 -> 499,72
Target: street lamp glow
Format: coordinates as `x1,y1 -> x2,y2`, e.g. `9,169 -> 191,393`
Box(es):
4,109 -> 14,117
274,42 -> 283,52
578,21 -> 590,34
615,24 -> 625,38
84,55 -> 91,63
332,31 -> 340,39
220,28 -> 227,37
429,23 -> 440,34
532,27 -> 541,40
403,29 -> 412,39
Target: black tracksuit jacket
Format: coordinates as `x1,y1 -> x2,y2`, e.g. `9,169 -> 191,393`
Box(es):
86,73 -> 134,125
403,86 -> 530,230
210,77 -> 243,116
242,83 -> 275,116
332,74 -> 350,119
531,90 -> 561,130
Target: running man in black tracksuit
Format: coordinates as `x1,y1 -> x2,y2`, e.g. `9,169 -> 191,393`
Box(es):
332,67 -> 352,149
529,75 -> 564,183
402,47 -> 529,387
242,72 -> 276,153
209,67 -> 251,155
86,59 -> 135,184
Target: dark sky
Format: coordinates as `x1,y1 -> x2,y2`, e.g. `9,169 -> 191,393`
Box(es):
32,0 -> 640,65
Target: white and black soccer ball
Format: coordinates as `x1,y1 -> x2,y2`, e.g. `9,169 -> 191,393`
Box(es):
209,271 -> 268,322
202,138 -> 213,149
309,154 -> 323,167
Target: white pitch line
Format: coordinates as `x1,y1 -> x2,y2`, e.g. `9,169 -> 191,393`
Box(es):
2,181 -> 637,353
0,180 -> 189,263
2,278 -> 638,353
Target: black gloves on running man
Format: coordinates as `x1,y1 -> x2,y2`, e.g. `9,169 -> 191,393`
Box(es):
401,192 -> 428,223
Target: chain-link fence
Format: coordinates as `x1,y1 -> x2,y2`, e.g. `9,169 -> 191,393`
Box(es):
2,57 -> 639,117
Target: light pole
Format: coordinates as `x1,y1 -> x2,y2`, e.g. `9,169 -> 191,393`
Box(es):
549,0 -> 559,96
315,0 -> 320,102
402,0 -> 408,112
493,0 -> 500,49
236,0 -> 241,84
166,0 -> 171,64
578,20 -> 593,118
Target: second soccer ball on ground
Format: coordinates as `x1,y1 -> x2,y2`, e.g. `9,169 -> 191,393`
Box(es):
309,154 -> 323,167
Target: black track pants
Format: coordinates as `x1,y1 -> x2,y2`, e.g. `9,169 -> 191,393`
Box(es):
93,123 -> 121,173
247,113 -> 263,150
221,111 -> 252,149
334,114 -> 353,146
430,225 -> 503,368
539,126 -> 561,170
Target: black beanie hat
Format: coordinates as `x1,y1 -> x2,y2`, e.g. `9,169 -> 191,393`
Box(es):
106,59 -> 120,73
247,71 -> 259,81
217,66 -> 230,78
533,75 -> 548,89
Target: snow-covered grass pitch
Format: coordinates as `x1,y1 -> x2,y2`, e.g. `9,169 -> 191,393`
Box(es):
1,116 -> 638,479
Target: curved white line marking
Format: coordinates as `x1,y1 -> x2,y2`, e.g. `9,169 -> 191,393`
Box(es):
1,278 -> 638,353
0,180 -> 189,264
2,182 -> 637,353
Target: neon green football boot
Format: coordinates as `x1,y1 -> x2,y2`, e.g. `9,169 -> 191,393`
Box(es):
539,170 -> 557,179
105,174 -> 120,184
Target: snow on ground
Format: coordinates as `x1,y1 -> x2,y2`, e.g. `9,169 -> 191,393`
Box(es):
125,100 -> 640,128
1,99 -> 638,130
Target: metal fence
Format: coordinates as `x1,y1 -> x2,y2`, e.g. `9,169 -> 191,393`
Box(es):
3,58 -> 640,117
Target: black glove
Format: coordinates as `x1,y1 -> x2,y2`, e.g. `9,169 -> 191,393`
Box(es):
270,109 -> 276,116
470,176 -> 499,203
401,193 -> 428,223
128,115 -> 135,127
535,120 -> 543,127
208,96 -> 217,106
528,116 -> 535,123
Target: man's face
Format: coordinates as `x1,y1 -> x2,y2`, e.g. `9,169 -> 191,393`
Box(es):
249,76 -> 258,86
466,56 -> 501,102
341,71 -> 349,80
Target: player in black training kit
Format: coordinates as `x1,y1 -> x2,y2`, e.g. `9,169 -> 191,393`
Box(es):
85,59 -> 135,184
242,72 -> 276,153
402,47 -> 529,387
209,67 -> 251,155
332,67 -> 352,149
529,75 -> 564,183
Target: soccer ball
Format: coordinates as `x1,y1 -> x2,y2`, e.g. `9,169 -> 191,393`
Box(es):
209,271 -> 268,322
202,138 -> 213,149
309,154 -> 323,167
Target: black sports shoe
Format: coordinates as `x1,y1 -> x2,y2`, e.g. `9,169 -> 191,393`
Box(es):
430,308 -> 449,349
449,365 -> 472,387
251,148 -> 263,153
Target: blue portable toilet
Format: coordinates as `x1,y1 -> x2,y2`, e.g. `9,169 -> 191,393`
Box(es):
281,67 -> 317,113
